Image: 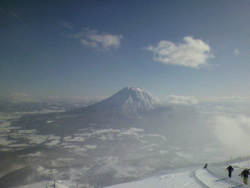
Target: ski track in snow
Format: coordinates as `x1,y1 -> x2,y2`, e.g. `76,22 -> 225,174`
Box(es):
195,168 -> 245,188
206,168 -> 244,187
191,170 -> 209,188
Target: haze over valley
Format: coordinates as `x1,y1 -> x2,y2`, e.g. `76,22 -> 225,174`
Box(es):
1,87 -> 250,187
1,1 -> 250,187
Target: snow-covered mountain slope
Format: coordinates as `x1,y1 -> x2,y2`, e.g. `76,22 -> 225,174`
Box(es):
15,161 -> 248,188
104,169 -> 241,188
104,160 -> 250,188
92,87 -> 161,113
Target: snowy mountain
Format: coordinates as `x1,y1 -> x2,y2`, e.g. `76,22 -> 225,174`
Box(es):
93,87 -> 161,113
64,87 -> 163,129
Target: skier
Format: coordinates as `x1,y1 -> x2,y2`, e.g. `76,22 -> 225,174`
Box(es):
203,163 -> 207,169
226,165 -> 234,178
239,168 -> 250,185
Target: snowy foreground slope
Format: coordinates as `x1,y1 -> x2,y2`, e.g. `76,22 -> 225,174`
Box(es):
15,161 -> 250,188
104,170 -> 242,188
105,161 -> 250,188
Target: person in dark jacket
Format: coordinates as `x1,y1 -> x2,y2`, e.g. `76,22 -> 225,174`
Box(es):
239,169 -> 250,185
226,165 -> 234,178
203,163 -> 207,169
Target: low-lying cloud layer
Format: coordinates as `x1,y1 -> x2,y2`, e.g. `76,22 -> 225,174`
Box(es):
215,115 -> 250,156
164,95 -> 198,105
147,36 -> 213,68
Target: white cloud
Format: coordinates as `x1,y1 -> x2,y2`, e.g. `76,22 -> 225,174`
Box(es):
164,95 -> 198,105
72,29 -> 123,51
234,48 -> 240,55
215,115 -> 250,155
146,36 -> 213,68
201,96 -> 250,103
80,39 -> 98,48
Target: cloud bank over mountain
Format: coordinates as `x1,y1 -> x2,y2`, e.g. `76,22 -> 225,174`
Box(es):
164,95 -> 198,105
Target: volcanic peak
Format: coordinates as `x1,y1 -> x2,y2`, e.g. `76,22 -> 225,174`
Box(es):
94,87 -> 161,112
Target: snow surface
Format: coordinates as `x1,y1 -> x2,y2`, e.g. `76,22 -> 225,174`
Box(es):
107,171 -> 201,188
104,161 -> 250,188
11,160 -> 250,188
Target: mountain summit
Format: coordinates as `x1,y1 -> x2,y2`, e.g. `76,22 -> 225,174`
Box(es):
93,87 -> 161,113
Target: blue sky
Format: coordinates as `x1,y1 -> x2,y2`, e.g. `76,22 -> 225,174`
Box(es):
1,0 -> 250,102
